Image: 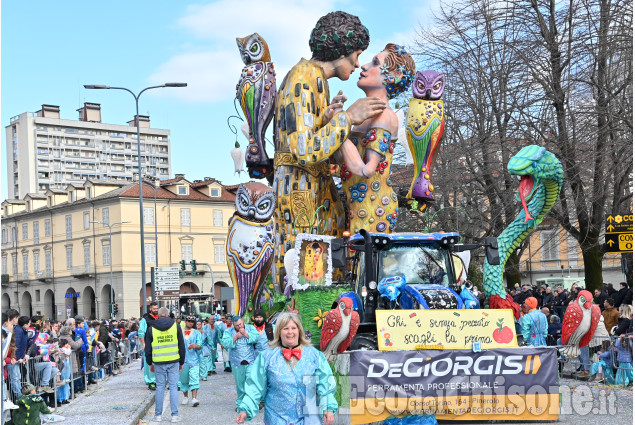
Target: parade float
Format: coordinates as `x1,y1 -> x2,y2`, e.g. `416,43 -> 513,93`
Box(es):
222,13 -> 596,424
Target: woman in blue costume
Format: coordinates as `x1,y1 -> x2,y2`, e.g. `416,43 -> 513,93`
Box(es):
235,312 -> 338,425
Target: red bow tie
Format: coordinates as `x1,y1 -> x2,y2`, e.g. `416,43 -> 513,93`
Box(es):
282,348 -> 302,361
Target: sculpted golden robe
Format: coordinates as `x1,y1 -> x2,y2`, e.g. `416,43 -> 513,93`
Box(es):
272,59 -> 351,288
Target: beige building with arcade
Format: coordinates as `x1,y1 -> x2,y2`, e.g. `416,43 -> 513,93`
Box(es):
1,176 -> 246,319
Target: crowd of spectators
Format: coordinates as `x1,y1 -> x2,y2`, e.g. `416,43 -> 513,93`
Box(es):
1,309 -> 140,423
506,280 -> 632,384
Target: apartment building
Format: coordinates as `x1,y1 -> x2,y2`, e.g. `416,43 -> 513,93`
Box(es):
0,176 -> 251,320
6,103 -> 171,199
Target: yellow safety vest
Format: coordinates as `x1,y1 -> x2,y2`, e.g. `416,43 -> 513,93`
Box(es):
151,323 -> 179,363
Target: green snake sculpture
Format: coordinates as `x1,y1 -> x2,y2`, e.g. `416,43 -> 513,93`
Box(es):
483,145 -> 564,318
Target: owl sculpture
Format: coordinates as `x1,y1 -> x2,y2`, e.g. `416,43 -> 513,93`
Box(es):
226,183 -> 276,317
405,70 -> 446,202
236,33 -> 276,184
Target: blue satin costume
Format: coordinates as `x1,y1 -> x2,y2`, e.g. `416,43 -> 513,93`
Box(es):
238,346 -> 338,425
222,325 -> 260,408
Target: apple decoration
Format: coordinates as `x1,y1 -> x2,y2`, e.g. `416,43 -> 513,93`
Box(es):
492,318 -> 514,344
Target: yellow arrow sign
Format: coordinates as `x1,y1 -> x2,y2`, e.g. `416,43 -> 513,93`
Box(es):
607,240 -> 615,246
607,224 -> 615,232
607,216 -> 615,222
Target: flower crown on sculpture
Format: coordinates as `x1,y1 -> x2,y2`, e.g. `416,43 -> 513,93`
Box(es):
381,44 -> 416,100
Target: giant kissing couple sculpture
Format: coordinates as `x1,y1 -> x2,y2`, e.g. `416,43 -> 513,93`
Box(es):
224,9 -> 595,425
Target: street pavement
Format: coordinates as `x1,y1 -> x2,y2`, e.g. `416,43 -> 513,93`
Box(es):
139,361 -> 265,425
52,357 -> 632,425
53,358 -> 154,425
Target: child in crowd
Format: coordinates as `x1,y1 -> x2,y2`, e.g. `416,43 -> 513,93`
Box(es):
614,334 -> 633,386
547,315 -> 561,346
6,384 -> 55,425
56,339 -> 72,404
589,340 -> 616,384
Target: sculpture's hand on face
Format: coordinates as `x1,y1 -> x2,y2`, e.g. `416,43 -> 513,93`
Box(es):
346,97 -> 386,125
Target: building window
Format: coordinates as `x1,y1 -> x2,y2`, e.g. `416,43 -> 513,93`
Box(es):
144,207 -> 154,225
2,229 -> 7,244
45,251 -> 52,274
181,244 -> 193,262
211,188 -> 220,197
145,243 -> 156,265
22,253 -> 28,277
11,227 -> 17,243
2,256 -> 7,274
65,215 -> 72,239
84,245 -> 91,269
44,219 -> 51,237
12,255 -> 18,275
66,247 -> 73,270
33,252 -> 40,273
103,244 -> 111,266
214,245 -> 225,264
540,230 -> 559,261
22,223 -> 28,240
180,209 -> 191,227
213,210 -> 223,227
102,208 -> 110,226
177,186 -> 188,196
33,222 -> 39,244
83,212 -> 90,230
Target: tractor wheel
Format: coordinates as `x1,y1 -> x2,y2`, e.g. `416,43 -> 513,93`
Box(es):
349,333 -> 378,351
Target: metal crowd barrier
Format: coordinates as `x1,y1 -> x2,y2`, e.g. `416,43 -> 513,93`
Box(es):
558,334 -> 633,383
3,333 -> 143,420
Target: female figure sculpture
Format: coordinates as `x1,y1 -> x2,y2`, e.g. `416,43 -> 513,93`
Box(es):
338,44 -> 416,233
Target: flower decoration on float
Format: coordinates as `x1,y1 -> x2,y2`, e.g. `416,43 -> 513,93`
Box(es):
313,308 -> 329,328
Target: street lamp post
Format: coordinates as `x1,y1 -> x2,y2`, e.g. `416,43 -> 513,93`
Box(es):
84,83 -> 186,314
90,220 -> 129,318
139,177 -> 160,303
141,178 -> 160,271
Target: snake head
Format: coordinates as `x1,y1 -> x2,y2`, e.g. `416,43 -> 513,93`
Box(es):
508,146 -> 548,223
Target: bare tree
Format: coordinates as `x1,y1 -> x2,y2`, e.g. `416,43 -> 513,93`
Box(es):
405,0 -> 632,290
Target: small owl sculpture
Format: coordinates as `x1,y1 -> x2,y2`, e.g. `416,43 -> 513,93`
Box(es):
236,33 -> 276,184
226,183 -> 276,317
406,71 -> 446,202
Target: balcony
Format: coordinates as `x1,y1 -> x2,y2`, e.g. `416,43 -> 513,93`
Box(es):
37,270 -> 53,282
72,264 -> 93,278
15,273 -> 29,283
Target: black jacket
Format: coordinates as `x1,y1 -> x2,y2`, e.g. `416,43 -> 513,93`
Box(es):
554,291 -> 568,307
144,317 -> 185,366
614,287 -> 632,308
542,292 -> 555,308
614,317 -> 631,337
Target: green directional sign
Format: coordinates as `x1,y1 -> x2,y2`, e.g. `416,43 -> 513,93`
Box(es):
605,213 -> 633,253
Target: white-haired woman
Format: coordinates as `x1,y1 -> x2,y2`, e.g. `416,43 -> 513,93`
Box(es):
236,312 -> 337,425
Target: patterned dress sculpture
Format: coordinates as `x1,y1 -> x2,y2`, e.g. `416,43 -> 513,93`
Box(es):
405,71 -> 446,202
483,146 -> 564,318
226,184 -> 276,317
339,43 -> 416,234
236,33 -> 276,182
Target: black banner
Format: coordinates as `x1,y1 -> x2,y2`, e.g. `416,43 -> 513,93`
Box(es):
349,347 -> 559,423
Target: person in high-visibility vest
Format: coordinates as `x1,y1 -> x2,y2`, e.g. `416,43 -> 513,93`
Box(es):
145,307 -> 186,423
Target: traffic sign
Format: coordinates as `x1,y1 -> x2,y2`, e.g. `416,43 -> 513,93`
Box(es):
605,213 -> 633,253
154,266 -> 180,301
